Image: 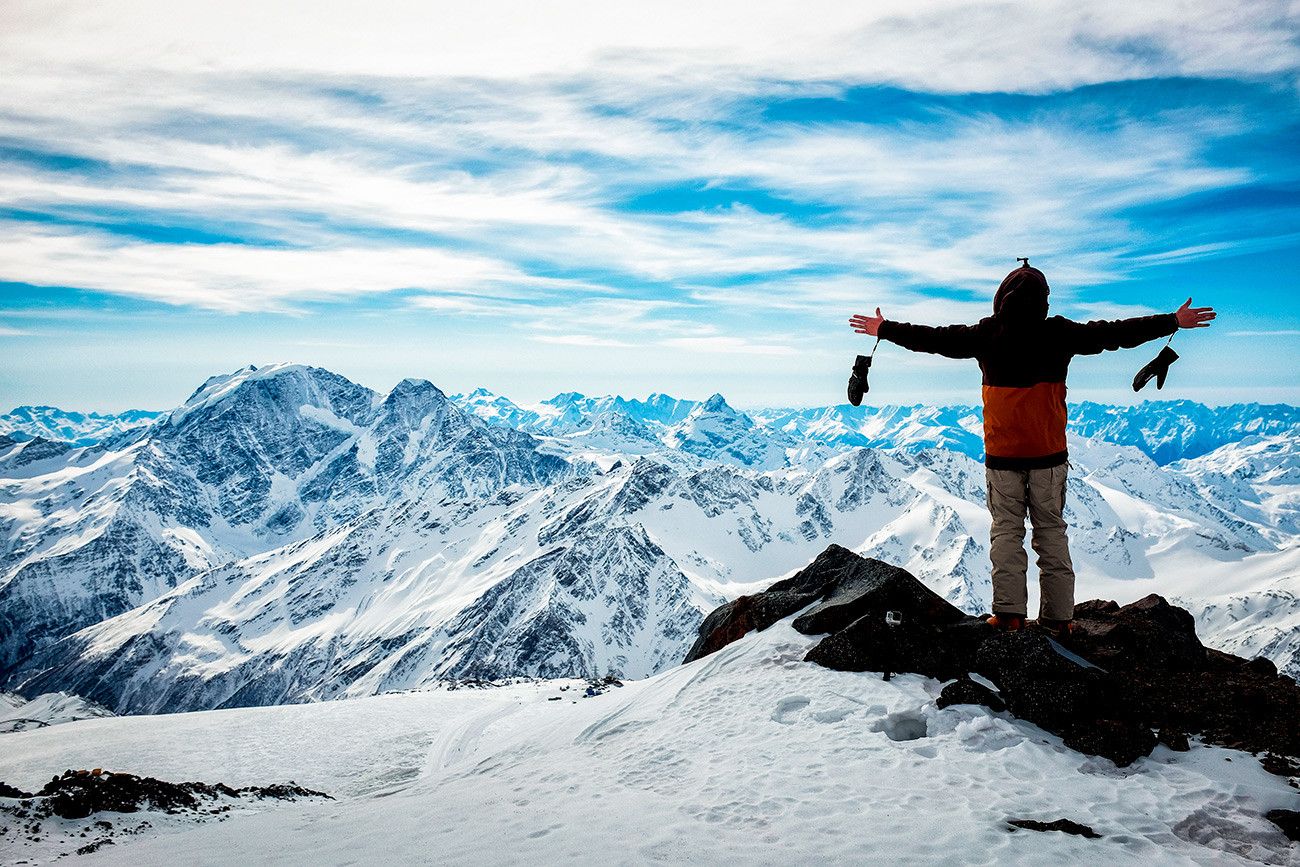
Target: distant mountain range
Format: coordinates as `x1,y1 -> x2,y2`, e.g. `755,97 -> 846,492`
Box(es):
0,406 -> 162,446
10,392 -> 1295,467
1,365 -> 1296,716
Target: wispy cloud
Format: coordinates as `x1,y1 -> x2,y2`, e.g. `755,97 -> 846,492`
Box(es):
1226,330 -> 1300,337
0,1 -> 1296,406
532,334 -> 634,348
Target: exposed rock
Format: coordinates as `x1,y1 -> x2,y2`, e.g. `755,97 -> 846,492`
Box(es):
936,676 -> 1006,712
974,631 -> 1116,729
1062,720 -> 1158,769
1266,809 -> 1300,841
0,781 -> 32,799
791,554 -> 967,636
806,615 -> 988,681
1007,818 -> 1101,839
1245,656 -> 1278,678
684,544 -> 865,663
1157,728 -> 1191,752
684,544 -> 971,665
1071,595 -> 1204,672
32,769 -> 330,820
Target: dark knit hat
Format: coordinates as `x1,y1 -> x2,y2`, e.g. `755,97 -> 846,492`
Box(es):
993,263 -> 1049,320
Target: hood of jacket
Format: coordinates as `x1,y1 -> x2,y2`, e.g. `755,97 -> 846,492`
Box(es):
993,265 -> 1049,322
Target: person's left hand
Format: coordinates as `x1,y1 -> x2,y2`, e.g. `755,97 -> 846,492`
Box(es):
849,308 -> 885,336
1174,298 -> 1216,328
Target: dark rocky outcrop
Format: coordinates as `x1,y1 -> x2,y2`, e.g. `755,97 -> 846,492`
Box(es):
1007,817 -> 1101,839
0,769 -> 329,821
684,544 -> 970,666
936,676 -> 1006,712
1267,809 -> 1300,842
685,545 -> 1300,770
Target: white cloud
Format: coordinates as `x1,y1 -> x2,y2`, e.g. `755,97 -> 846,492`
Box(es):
2,1 -> 1294,92
0,221 -> 527,313
0,0 -> 1292,332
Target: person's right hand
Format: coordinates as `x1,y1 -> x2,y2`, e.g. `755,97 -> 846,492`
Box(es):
849,308 -> 886,336
1175,298 -> 1215,328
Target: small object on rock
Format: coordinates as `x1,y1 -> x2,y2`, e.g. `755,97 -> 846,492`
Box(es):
92,768 -> 103,776
1007,818 -> 1101,839
937,676 -> 1006,713
1157,728 -> 1191,751
1266,809 -> 1300,841
547,696 -> 561,701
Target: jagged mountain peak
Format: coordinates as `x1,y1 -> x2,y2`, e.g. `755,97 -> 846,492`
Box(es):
544,391 -> 587,407
384,377 -> 447,405
700,393 -> 733,414
167,363 -> 375,428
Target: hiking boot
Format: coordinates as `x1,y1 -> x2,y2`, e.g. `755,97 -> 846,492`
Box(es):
983,613 -> 1026,631
1030,618 -> 1076,641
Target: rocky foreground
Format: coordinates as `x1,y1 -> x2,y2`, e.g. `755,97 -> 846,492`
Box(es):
0,770 -> 329,857
687,545 -> 1300,782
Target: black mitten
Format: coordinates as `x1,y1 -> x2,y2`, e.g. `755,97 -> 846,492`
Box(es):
1133,345 -> 1179,392
847,354 -> 872,406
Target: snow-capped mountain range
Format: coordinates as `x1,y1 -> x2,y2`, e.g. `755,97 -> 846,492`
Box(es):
0,406 -> 161,447
1,364 -> 1297,716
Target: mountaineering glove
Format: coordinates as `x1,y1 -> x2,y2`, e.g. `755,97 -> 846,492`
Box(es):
847,354 -> 872,406
1132,345 -> 1179,392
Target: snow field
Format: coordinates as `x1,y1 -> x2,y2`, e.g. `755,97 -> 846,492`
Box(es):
3,622 -> 1297,865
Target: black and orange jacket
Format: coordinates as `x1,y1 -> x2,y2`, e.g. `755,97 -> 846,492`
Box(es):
877,266 -> 1178,470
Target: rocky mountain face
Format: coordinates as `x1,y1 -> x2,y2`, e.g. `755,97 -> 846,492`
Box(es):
0,364 -> 566,679
2,366 -> 1296,715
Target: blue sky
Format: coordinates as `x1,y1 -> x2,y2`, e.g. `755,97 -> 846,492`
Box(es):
0,1 -> 1297,411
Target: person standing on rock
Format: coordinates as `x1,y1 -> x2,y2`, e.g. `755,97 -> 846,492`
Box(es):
848,261 -> 1215,637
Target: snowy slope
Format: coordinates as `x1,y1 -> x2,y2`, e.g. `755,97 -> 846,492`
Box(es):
0,690 -> 114,733
1,621 -> 1297,865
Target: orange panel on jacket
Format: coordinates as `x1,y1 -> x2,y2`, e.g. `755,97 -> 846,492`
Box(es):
982,381 -> 1068,465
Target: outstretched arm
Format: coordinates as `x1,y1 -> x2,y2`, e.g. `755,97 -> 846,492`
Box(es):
1062,298 -> 1213,356
849,308 -> 983,359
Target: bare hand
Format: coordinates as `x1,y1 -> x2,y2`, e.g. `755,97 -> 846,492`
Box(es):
849,308 -> 885,337
1174,298 -> 1215,329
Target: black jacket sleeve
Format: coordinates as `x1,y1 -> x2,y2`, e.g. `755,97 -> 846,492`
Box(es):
877,320 -> 985,359
1060,313 -> 1179,356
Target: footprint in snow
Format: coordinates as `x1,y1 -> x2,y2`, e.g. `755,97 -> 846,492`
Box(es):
771,695 -> 811,724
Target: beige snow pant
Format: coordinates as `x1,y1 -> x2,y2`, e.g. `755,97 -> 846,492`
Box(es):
985,463 -> 1075,622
